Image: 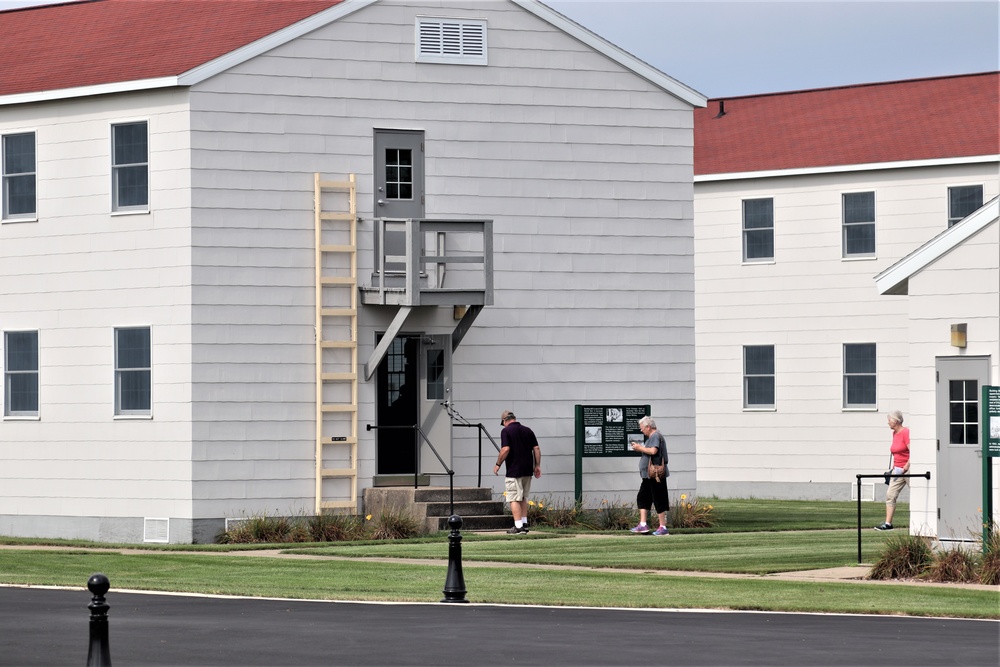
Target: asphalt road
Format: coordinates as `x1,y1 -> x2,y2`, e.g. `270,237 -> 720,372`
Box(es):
1,585 -> 996,666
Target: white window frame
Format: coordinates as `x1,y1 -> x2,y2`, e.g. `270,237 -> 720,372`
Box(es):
415,17 -> 487,65
111,120 -> 149,213
4,330 -> 39,418
114,326 -> 152,417
947,184 -> 983,227
743,344 -> 775,409
742,197 -> 774,263
843,343 -> 877,409
2,131 -> 37,221
842,191 -> 876,258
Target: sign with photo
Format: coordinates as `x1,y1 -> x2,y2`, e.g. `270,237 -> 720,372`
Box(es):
575,404 -> 650,457
985,385 -> 1000,458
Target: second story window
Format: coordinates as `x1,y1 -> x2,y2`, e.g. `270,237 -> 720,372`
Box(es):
843,343 -> 876,408
742,198 -> 773,262
4,330 -> 39,417
948,185 -> 983,227
112,121 -> 148,212
2,132 -> 36,220
843,191 -> 875,257
115,326 -> 151,416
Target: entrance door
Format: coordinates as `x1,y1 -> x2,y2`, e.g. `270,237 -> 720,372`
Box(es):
936,356 -> 990,542
375,333 -> 452,477
374,130 -> 424,276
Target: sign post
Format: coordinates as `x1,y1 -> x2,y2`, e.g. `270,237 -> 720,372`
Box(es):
983,386 -> 1000,550
574,404 -> 650,504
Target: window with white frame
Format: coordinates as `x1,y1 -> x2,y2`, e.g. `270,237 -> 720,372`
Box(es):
115,327 -> 151,415
111,121 -> 148,211
948,185 -> 983,227
842,191 -> 875,257
415,17 -> 487,65
743,345 -> 775,408
742,198 -> 773,262
4,330 -> 38,416
2,132 -> 36,220
843,343 -> 876,408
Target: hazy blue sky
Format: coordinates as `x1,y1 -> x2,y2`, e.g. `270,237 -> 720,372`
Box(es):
2,0 -> 997,98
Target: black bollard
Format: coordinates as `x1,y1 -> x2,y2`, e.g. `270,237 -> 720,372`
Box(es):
86,573 -> 112,667
441,514 -> 469,603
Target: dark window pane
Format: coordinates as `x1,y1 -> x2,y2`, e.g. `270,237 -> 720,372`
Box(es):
966,425 -> 978,445
6,174 -> 36,215
844,223 -> 875,255
949,380 -> 964,401
386,166 -> 399,182
950,402 -> 964,423
426,349 -> 443,400
965,380 -> 978,397
844,344 -> 875,373
4,133 -> 35,173
746,376 -> 774,405
8,373 -> 38,412
743,198 -> 773,229
119,370 -> 151,411
846,376 -> 876,405
744,346 -> 774,375
6,331 -> 38,371
950,424 -> 964,444
965,403 -> 978,423
117,328 -> 150,368
113,123 -> 147,165
115,165 -> 148,207
744,229 -> 774,259
398,184 -> 412,199
397,150 -> 412,166
949,185 -> 983,224
844,192 -> 874,223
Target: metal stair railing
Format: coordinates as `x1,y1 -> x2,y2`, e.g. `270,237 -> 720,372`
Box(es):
444,401 -> 501,487
366,423 -> 455,515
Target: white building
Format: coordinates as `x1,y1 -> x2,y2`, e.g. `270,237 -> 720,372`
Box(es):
0,0 -> 704,542
693,72 -> 999,541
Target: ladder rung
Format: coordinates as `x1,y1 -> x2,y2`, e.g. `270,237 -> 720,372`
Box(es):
321,468 -> 356,477
321,437 -> 357,445
321,341 -> 356,349
320,212 -> 355,221
322,404 -> 358,413
318,180 -> 354,190
321,276 -> 356,286
320,500 -> 356,510
322,372 -> 356,381
321,308 -> 356,317
320,244 -> 355,253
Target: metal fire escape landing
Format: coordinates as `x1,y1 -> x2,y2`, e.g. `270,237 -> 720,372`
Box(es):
360,217 -> 494,380
314,174 -> 358,513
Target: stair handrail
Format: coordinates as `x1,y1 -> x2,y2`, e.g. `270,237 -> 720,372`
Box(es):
366,423 -> 455,514
443,401 -> 501,487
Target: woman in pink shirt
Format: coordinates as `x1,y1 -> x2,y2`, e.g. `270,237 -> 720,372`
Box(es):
876,410 -> 910,531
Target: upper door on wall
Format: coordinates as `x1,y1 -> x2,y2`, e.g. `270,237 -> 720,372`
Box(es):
373,130 -> 425,276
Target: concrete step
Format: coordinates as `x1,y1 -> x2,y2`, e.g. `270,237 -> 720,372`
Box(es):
414,487 -> 493,503
423,500 -> 504,517
427,514 -> 512,532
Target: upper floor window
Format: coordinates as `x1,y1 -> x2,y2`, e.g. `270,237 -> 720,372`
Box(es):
112,122 -> 148,212
842,191 -> 875,257
742,198 -> 773,262
743,344 -> 775,408
843,343 -> 876,408
115,326 -> 151,416
948,185 -> 983,227
415,17 -> 487,65
2,132 -> 36,220
4,330 -> 38,417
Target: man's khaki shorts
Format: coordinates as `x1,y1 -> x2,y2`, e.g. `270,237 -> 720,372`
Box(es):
504,475 -> 532,502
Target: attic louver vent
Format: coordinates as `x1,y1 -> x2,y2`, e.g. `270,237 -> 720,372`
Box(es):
416,18 -> 487,65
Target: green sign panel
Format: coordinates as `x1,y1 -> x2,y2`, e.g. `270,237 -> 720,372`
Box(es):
574,404 -> 650,457
986,385 -> 1000,458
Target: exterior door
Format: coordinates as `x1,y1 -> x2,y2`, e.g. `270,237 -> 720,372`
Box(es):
419,334 -> 452,473
374,130 -> 424,276
936,356 -> 990,542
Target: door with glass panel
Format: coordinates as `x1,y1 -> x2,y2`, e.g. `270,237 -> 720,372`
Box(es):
935,356 -> 989,542
373,130 -> 424,278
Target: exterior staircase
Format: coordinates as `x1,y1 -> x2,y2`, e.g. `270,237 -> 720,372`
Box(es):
363,486 -> 509,533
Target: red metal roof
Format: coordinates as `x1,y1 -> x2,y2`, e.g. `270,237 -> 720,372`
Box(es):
695,72 -> 1000,175
0,0 -> 342,98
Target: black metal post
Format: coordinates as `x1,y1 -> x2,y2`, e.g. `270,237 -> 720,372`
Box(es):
86,573 -> 112,667
477,426 -> 483,487
856,476 -> 863,564
441,514 -> 469,603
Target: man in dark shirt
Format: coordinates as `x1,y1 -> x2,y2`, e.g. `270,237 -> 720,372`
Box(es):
493,410 -> 541,534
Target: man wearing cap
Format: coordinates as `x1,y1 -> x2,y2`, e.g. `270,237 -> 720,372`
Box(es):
493,410 -> 541,534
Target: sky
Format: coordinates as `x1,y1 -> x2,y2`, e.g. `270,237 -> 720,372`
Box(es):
1,0 -> 997,98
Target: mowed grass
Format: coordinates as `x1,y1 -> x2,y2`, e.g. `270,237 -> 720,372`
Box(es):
0,550 -> 995,619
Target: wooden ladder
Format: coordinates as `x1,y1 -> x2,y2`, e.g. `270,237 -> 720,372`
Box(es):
314,173 -> 358,513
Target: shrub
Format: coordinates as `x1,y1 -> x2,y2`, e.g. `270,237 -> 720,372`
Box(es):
308,513 -> 365,542
366,505 -> 423,540
867,533 -> 933,580
218,513 -> 296,544
923,546 -> 978,583
588,498 -> 638,531
979,524 -> 1000,586
668,494 -> 718,529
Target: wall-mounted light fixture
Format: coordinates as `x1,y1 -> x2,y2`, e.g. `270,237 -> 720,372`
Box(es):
950,323 -> 967,348
453,305 -> 468,320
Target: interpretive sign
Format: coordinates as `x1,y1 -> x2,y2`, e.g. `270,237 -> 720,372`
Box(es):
574,404 -> 650,457
985,385 -> 1000,457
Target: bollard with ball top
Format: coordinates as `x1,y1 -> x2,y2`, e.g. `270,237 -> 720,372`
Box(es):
86,573 -> 112,667
441,514 -> 469,603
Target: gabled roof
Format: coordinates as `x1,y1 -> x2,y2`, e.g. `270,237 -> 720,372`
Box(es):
695,72 -> 1000,178
0,0 -> 706,108
875,196 -> 999,296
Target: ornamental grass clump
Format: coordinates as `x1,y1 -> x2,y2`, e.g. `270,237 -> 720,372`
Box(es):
588,498 -> 638,531
978,524 -> 1000,586
309,512 -> 366,542
218,513 -> 297,544
526,497 -> 583,528
366,506 -> 423,540
668,494 -> 718,529
867,533 -> 933,580
923,546 -> 978,583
